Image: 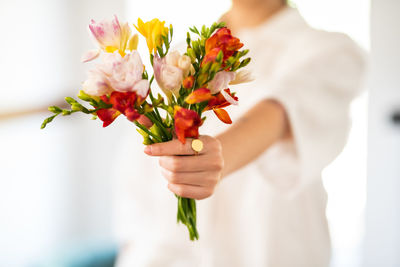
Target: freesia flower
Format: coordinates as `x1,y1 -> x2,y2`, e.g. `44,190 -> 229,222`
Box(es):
83,15 -> 137,62
97,51 -> 149,97
208,71 -> 236,94
134,18 -> 169,54
82,69 -> 112,96
97,91 -> 142,127
229,69 -> 254,85
174,106 -> 202,144
183,76 -> 195,89
207,89 -> 238,124
205,27 -> 243,62
185,88 -> 212,104
153,51 -> 193,98
185,88 -> 238,124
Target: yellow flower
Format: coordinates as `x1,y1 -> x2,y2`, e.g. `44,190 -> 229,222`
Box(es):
134,18 -> 169,54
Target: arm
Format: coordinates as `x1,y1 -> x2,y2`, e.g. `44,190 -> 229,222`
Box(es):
217,99 -> 290,177
144,99 -> 290,200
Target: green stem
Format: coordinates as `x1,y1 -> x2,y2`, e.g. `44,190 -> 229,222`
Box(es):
134,121 -> 162,143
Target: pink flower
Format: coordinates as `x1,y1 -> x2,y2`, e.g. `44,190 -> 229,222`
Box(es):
83,51 -> 149,97
82,69 -> 112,96
81,49 -> 101,63
153,51 -> 194,98
208,71 -> 236,94
89,15 -> 124,50
83,15 -> 135,62
99,51 -> 149,97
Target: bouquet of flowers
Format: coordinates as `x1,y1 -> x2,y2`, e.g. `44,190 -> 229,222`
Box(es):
41,16 -> 251,241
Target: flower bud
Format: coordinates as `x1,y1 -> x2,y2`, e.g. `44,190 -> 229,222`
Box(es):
187,48 -> 196,62
178,55 -> 192,77
197,73 -> 208,87
216,50 -> 224,63
210,62 -> 220,73
183,76 -> 195,89
48,106 -> 62,113
71,103 -> 83,111
201,61 -> 212,74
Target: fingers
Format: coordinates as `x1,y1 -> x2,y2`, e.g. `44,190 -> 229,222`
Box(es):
159,154 -> 223,173
144,138 -> 195,156
161,168 -> 218,187
144,136 -> 213,156
167,183 -> 214,200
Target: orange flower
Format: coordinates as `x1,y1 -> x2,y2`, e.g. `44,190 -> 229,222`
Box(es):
204,27 -> 243,62
174,106 -> 202,144
201,47 -> 221,66
183,75 -> 195,89
96,91 -> 142,127
185,88 -> 212,104
206,89 -> 238,124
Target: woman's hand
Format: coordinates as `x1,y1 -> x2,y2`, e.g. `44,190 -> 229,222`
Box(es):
144,135 -> 224,200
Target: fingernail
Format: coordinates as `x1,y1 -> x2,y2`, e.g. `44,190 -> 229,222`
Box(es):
144,146 -> 152,155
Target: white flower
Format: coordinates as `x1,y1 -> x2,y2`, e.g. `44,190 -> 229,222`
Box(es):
84,51 -> 149,97
229,70 -> 254,85
153,55 -> 183,98
82,69 -> 112,96
208,71 -> 236,94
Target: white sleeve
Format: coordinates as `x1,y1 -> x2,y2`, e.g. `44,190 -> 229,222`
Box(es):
256,36 -> 367,192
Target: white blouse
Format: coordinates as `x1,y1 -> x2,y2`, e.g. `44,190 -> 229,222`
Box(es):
113,7 -> 366,267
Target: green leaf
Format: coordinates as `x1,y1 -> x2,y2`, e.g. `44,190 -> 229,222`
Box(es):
189,26 -> 199,35
157,46 -> 164,57
150,54 -> 154,66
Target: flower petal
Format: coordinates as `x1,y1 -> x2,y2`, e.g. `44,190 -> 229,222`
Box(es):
221,89 -> 238,105
185,88 -> 212,104
213,108 -> 232,124
96,108 -> 121,127
229,70 -> 254,85
133,79 -> 150,98
81,49 -> 101,63
174,106 -> 202,144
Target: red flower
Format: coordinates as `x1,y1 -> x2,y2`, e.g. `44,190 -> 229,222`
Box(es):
174,106 -> 202,144
183,75 -> 195,89
201,47 -> 221,66
96,108 -> 121,127
97,91 -> 141,127
204,27 -> 243,63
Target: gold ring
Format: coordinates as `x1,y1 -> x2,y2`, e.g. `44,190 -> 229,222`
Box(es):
191,139 -> 203,155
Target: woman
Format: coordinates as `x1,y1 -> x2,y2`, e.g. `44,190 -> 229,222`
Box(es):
114,0 -> 366,266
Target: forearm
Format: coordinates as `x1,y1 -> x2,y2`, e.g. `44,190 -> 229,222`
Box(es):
217,99 -> 290,178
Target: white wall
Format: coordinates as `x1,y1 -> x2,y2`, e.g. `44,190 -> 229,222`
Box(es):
0,0 -> 126,265
364,0 -> 400,266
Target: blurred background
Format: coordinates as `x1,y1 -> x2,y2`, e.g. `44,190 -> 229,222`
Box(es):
0,0 -> 398,266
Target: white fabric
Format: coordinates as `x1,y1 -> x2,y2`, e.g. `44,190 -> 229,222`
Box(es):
113,7 -> 366,267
